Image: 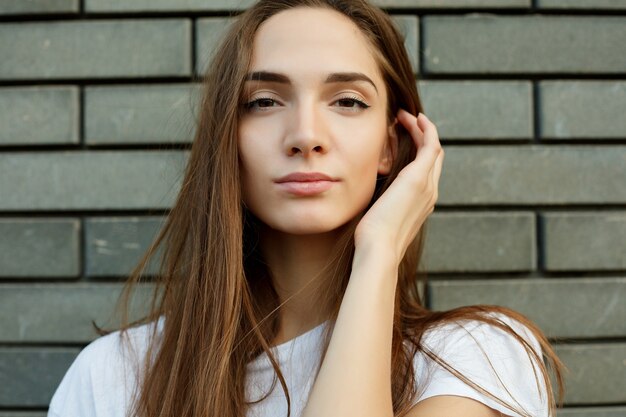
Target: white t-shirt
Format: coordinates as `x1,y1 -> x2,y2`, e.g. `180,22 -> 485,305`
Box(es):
48,313 -> 548,417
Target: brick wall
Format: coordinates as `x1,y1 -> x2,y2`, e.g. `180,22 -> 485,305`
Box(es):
0,0 -> 625,415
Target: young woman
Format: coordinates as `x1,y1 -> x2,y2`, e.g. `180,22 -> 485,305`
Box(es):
48,1 -> 564,416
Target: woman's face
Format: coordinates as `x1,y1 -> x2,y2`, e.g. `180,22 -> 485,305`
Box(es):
238,6 -> 394,235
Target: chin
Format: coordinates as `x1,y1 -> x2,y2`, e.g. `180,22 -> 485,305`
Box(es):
245,198 -> 370,236
267,217 -> 349,236
261,216 -> 352,236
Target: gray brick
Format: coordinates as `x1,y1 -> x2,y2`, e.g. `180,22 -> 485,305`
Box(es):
0,413 -> 46,417
538,0 -> 626,9
558,407 -> 626,417
0,86 -> 79,145
555,344 -> 626,404
422,212 -> 535,272
85,84 -> 200,145
196,18 -> 236,75
0,0 -> 78,15
86,0 -> 528,12
423,16 -> 626,74
86,217 -> 164,277
438,146 -> 626,205
543,212 -> 626,271
0,20 -> 191,80
0,151 -> 187,210
556,406 -> 626,417
196,15 -> 418,75
429,278 -> 626,339
391,16 -> 419,75
0,284 -> 154,343
3,146 -> 622,210
0,219 -> 80,278
539,81 -> 626,139
0,348 -> 79,407
419,81 -> 532,139
375,0 -> 529,6
87,0 -> 255,12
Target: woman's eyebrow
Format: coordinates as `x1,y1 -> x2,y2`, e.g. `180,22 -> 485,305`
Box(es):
244,71 -> 378,95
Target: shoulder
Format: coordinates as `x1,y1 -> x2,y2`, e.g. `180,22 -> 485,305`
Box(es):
421,312 -> 542,359
412,312 -> 548,417
47,318 -> 163,417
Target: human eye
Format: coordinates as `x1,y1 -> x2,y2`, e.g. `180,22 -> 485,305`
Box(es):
333,94 -> 371,112
243,96 -> 281,112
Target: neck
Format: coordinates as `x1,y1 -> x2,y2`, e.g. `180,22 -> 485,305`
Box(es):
259,224 -> 346,345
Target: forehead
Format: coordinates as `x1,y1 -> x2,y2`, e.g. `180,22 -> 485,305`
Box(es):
249,7 -> 382,82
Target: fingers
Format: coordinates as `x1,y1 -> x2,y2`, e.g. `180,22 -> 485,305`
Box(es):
434,142 -> 444,178
416,113 -> 441,172
396,109 -> 424,150
396,109 -> 442,182
420,113 -> 444,186
431,146 -> 444,200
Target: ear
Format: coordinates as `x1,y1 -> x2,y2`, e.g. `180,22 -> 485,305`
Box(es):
378,118 -> 398,175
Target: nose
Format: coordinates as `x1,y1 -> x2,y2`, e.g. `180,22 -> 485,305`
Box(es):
284,99 -> 329,157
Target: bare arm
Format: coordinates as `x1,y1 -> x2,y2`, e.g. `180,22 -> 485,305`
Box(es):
300,244 -> 398,417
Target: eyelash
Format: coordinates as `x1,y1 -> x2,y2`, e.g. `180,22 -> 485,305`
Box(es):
242,95 -> 371,112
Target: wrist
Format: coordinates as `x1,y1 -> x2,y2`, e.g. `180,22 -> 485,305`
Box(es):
352,243 -> 399,276
354,239 -> 401,267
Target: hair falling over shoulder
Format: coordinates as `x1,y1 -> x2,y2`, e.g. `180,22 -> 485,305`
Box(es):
102,1 -> 565,416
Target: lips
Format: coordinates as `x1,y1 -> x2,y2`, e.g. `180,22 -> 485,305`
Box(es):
274,172 -> 338,196
275,172 -> 335,183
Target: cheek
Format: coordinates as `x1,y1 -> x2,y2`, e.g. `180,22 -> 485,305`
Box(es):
339,122 -> 387,177
238,116 -> 281,159
238,150 -> 261,209
237,121 -> 281,210
238,120 -> 271,171
338,125 -> 388,206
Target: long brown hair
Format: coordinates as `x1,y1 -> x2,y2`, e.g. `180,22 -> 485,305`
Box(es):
109,1 -> 565,416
